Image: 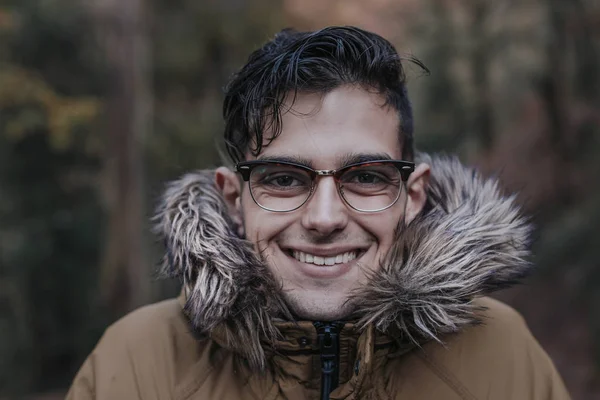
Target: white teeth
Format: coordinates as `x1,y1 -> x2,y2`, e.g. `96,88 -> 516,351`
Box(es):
292,250 -> 359,266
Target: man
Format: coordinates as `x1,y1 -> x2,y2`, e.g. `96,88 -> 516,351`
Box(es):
68,27 -> 570,399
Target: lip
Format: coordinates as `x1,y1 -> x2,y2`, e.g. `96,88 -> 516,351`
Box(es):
283,246 -> 368,257
281,246 -> 367,279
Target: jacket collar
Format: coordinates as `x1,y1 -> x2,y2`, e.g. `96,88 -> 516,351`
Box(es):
157,153 -> 533,370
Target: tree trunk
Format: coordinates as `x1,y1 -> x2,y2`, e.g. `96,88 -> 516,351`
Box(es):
87,0 -> 152,316
470,0 -> 494,153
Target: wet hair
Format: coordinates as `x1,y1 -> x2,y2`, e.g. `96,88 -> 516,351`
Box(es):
222,26 -> 428,164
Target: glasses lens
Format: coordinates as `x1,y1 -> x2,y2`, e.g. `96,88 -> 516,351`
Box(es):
249,164 -> 312,211
338,163 -> 402,211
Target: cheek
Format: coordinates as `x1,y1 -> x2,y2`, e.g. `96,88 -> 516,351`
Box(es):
241,196 -> 295,250
376,217 -> 398,248
356,209 -> 403,250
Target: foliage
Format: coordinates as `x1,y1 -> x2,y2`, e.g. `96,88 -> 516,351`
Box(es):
0,2 -> 107,395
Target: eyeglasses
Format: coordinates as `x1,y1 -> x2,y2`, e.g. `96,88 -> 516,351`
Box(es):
235,159 -> 415,212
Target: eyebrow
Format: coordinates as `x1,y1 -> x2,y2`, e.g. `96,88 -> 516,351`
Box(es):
256,152 -> 393,169
256,155 -> 315,168
338,152 -> 393,166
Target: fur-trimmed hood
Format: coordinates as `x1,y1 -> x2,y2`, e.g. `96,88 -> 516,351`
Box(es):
154,154 -> 533,370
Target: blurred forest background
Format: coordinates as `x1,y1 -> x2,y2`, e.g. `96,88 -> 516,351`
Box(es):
0,0 -> 598,398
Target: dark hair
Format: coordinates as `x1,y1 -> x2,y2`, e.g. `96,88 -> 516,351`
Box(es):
223,26 -> 428,164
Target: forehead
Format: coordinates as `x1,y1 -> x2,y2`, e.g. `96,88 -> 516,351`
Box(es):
251,85 -> 402,168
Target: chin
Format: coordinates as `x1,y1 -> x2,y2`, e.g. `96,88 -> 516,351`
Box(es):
284,292 -> 355,321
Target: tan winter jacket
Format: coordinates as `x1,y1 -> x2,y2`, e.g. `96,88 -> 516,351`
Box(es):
67,155 -> 571,399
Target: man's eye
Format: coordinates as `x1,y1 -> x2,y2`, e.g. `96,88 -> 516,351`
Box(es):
355,173 -> 380,184
271,175 -> 296,186
347,171 -> 388,185
263,174 -> 305,187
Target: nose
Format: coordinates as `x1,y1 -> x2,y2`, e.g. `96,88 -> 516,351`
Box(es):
301,176 -> 348,236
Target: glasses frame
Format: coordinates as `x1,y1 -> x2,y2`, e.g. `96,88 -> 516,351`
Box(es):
235,159 -> 415,213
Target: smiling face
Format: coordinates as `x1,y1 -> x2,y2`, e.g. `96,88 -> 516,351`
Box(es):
216,85 -> 429,321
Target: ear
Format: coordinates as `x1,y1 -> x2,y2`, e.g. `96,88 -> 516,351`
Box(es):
214,167 -> 244,237
404,163 -> 430,224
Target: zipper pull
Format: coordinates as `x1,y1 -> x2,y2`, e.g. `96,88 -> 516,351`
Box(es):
315,322 -> 343,400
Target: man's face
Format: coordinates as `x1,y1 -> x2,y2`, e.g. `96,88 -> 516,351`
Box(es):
217,85 -> 429,320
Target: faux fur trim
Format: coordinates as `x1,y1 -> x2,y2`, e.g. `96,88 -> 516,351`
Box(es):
351,154 -> 532,341
153,172 -> 291,369
154,154 -> 532,370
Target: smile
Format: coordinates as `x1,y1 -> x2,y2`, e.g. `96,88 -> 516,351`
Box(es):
291,250 -> 359,266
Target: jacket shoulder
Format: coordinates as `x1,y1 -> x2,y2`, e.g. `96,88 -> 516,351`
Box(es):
415,297 -> 570,399
449,296 -> 532,354
104,298 -> 189,341
97,298 -> 196,367
67,298 -> 209,400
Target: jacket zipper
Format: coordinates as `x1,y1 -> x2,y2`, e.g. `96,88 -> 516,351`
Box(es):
314,322 -> 343,400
